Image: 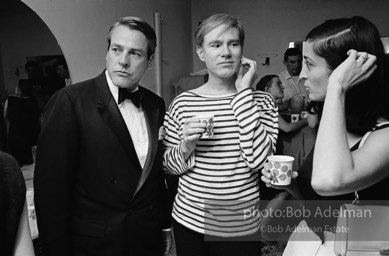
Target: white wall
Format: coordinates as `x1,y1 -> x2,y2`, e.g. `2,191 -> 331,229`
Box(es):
22,0 -> 193,104
16,0 -> 389,103
192,0 -> 389,80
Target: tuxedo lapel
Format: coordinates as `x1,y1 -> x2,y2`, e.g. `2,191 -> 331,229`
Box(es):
95,72 -> 142,169
133,87 -> 160,197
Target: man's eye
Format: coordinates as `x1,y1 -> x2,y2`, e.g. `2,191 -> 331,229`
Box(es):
130,52 -> 142,57
211,44 -> 220,48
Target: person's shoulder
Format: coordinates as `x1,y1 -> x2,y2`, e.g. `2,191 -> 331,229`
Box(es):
253,90 -> 274,100
56,75 -> 99,99
0,151 -> 20,173
0,151 -> 18,164
139,86 -> 165,106
169,91 -> 197,106
278,69 -> 287,76
362,121 -> 389,146
278,70 -> 289,82
253,90 -> 277,109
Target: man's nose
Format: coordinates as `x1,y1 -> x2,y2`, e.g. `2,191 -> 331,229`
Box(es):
119,53 -> 130,68
221,45 -> 232,57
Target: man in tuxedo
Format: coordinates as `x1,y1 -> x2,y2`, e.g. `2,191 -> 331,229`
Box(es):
34,16 -> 171,256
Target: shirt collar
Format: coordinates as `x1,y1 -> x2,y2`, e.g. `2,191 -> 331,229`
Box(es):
105,70 -> 139,105
282,69 -> 293,80
282,69 -> 303,82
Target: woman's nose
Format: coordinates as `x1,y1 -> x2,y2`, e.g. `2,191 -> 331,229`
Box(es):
300,64 -> 308,79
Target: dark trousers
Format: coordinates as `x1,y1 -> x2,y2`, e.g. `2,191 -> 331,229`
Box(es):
173,220 -> 262,256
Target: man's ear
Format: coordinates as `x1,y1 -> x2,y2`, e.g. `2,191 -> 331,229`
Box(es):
148,54 -> 154,68
283,60 -> 287,67
196,46 -> 205,62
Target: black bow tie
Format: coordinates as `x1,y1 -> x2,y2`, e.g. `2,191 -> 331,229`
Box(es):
118,88 -> 141,108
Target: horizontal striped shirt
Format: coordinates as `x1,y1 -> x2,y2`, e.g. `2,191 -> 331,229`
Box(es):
163,88 -> 278,237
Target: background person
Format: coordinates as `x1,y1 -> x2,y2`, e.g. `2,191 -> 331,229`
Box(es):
163,14 -> 278,256
256,75 -> 308,133
4,79 -> 40,166
278,48 -> 308,111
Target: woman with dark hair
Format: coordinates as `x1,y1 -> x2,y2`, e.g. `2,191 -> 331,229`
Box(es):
4,79 -> 40,166
262,16 -> 389,255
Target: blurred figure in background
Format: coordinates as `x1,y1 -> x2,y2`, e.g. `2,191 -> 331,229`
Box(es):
4,79 -> 40,166
256,75 -> 308,133
54,59 -> 71,87
23,61 -> 46,113
278,48 -> 308,111
42,59 -> 68,99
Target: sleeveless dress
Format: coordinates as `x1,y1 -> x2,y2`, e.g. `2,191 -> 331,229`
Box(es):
283,122 -> 389,256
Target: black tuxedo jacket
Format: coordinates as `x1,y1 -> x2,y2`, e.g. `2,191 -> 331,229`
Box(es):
34,72 -> 169,256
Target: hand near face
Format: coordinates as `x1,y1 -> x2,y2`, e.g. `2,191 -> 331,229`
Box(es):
235,57 -> 258,92
180,118 -> 206,160
328,49 -> 377,92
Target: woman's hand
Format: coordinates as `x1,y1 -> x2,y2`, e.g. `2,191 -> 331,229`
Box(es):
261,163 -> 298,189
328,50 -> 377,93
235,57 -> 258,92
181,117 -> 206,160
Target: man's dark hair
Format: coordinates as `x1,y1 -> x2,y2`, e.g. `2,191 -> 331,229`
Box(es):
107,16 -> 157,59
284,48 -> 302,62
54,58 -> 68,70
24,60 -> 40,71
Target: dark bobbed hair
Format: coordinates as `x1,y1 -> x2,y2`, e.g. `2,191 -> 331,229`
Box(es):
284,48 -> 302,62
107,16 -> 157,59
306,16 -> 389,135
256,75 -> 278,92
195,14 -> 245,48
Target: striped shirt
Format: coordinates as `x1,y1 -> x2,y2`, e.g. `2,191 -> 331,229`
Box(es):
163,88 -> 278,237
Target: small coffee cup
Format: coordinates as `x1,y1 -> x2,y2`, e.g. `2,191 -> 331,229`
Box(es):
196,114 -> 214,138
267,155 -> 294,185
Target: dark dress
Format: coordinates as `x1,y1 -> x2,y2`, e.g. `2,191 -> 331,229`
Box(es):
298,123 -> 389,240
6,95 -> 40,165
0,151 -> 26,256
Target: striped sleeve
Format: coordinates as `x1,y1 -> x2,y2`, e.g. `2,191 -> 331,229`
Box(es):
162,96 -> 195,175
230,88 -> 278,170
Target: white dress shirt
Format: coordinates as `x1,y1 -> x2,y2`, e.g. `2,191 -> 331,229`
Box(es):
105,71 -> 149,168
278,69 -> 308,102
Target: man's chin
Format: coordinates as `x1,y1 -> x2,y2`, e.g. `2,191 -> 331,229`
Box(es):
112,78 -> 136,89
